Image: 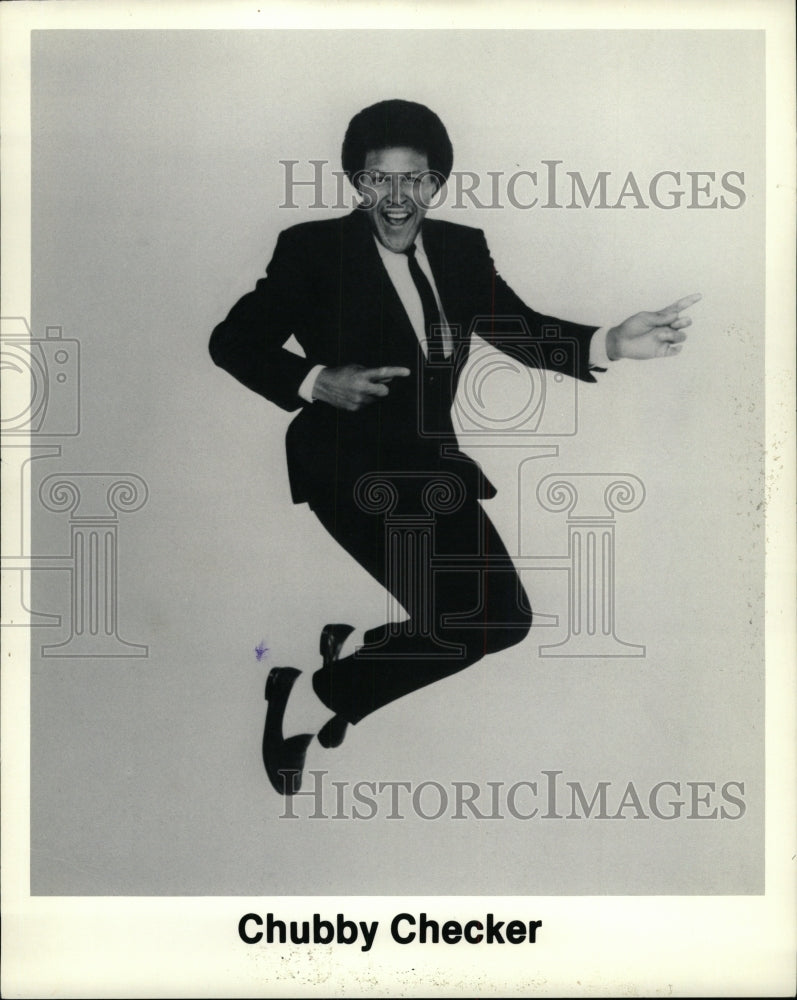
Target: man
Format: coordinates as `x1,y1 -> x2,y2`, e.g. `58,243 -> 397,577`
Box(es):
209,99 -> 699,795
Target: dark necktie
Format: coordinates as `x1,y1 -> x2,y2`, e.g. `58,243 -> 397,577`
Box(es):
403,244 -> 444,361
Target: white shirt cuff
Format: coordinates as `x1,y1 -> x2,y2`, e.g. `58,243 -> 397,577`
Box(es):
298,364 -> 326,403
589,326 -> 612,369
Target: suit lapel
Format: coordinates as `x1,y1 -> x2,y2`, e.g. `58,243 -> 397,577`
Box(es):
341,210 -> 419,358
421,219 -> 462,352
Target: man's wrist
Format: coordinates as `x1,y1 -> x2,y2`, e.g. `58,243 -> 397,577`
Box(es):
589,326 -> 612,369
605,326 -> 621,362
298,364 -> 326,403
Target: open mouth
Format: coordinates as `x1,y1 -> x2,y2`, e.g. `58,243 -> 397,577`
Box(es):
382,209 -> 413,228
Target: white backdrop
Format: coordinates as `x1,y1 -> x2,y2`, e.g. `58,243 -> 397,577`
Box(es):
28,28 -> 764,896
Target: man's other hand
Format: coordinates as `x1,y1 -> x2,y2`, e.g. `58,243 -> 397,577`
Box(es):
312,365 -> 411,411
607,293 -> 702,361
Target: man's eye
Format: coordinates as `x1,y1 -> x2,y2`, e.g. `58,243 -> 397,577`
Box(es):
363,172 -> 424,187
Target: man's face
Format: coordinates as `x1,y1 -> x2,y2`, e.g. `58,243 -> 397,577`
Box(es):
358,147 -> 439,253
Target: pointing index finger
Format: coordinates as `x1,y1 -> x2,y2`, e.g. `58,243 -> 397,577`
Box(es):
660,292 -> 702,315
370,366 -> 412,382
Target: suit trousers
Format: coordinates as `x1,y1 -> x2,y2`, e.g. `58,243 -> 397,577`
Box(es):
309,479 -> 533,724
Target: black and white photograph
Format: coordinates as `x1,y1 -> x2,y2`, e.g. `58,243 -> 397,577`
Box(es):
1,1 -> 794,996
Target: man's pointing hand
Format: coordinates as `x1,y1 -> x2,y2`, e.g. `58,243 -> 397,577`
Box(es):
606,293 -> 702,361
312,365 -> 411,411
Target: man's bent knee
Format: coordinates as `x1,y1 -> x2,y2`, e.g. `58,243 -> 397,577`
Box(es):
482,613 -> 532,655
450,607 -> 532,660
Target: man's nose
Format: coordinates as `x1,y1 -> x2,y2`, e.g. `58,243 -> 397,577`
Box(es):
388,176 -> 409,205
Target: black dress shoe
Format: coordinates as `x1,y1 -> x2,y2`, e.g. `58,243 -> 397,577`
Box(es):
263,667 -> 313,796
316,624 -> 354,749
317,714 -> 348,749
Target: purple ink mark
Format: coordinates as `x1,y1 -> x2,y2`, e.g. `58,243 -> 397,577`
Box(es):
255,640 -> 269,662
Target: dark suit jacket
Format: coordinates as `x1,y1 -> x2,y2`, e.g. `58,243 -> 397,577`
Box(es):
209,210 -> 598,504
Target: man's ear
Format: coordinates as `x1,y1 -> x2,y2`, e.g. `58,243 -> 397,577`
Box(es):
418,170 -> 446,210
352,170 -> 378,210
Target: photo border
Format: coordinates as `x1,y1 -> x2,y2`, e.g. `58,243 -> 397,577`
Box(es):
2,1 -> 794,996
